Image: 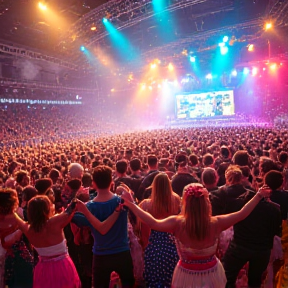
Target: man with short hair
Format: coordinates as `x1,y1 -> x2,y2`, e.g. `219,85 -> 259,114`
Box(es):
138,155 -> 159,200
201,167 -> 218,193
72,165 -> 135,288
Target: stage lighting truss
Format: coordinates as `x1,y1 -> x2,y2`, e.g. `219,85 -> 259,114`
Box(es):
0,41 -> 77,70
60,0 -> 233,50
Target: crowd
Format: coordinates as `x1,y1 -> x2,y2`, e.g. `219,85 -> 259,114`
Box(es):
0,121 -> 288,288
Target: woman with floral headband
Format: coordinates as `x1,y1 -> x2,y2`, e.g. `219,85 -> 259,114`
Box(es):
120,182 -> 271,288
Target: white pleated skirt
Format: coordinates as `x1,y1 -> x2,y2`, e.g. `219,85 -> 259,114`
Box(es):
171,258 -> 227,288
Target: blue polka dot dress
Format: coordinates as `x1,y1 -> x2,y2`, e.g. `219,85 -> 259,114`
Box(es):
144,230 -> 179,288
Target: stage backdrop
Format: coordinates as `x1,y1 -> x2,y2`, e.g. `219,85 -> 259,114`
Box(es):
175,90 -> 235,119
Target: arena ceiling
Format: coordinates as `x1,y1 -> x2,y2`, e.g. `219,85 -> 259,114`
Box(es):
0,0 -> 288,76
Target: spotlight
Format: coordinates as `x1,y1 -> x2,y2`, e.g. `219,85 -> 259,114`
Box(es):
220,46 -> 228,55
218,42 -> 225,47
168,63 -> 174,71
91,26 -> 97,31
243,68 -> 250,75
141,84 -> 146,90
247,44 -> 254,52
38,2 -> 47,10
80,46 -> 85,51
231,70 -> 237,77
265,22 -> 272,30
270,63 -> 277,70
103,18 -> 108,23
252,67 -> 258,76
206,73 -> 212,80
148,86 -> 153,90
150,63 -> 157,69
190,56 -> 196,63
223,36 -> 229,43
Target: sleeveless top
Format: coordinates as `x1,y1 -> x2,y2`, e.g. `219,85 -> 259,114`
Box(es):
176,239 -> 218,260
34,240 -> 67,257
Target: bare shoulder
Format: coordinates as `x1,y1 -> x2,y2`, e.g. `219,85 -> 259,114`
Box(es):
139,199 -> 151,210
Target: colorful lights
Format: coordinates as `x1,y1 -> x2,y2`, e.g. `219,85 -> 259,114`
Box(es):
265,22 -> 272,30
247,44 -> 254,52
38,2 -> 47,10
150,63 -> 157,69
243,68 -> 250,75
90,26 -> 97,31
269,63 -> 277,71
206,73 -> 212,80
223,36 -> 229,43
231,70 -> 237,77
168,63 -> 174,71
252,67 -> 258,76
103,18 -> 108,23
80,46 -> 85,52
189,56 -> 196,63
220,46 -> 228,55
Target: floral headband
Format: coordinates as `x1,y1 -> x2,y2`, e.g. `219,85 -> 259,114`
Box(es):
184,185 -> 205,198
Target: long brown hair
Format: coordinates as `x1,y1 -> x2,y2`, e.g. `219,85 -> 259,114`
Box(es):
182,183 -> 211,241
150,173 -> 174,218
27,196 -> 50,233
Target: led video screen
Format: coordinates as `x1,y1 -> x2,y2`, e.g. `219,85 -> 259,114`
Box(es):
176,90 -> 235,119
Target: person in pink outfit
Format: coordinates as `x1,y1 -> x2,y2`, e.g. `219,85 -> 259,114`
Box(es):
13,195 -> 120,288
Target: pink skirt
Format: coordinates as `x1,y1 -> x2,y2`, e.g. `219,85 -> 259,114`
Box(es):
33,254 -> 81,288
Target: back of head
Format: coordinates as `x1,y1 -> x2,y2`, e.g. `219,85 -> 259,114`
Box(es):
203,153 -> 214,167
116,160 -> 128,174
92,165 -> 112,190
0,188 -> 18,215
232,150 -> 249,166
225,165 -> 243,185
49,168 -> 60,183
67,179 -> 82,192
201,167 -> 218,187
22,186 -> 38,202
259,157 -> 278,175
68,163 -> 84,179
189,154 -> 198,166
129,158 -> 141,172
82,172 -> 92,188
147,155 -> 158,169
182,183 -> 211,241
175,154 -> 188,171
35,178 -> 53,195
279,151 -> 288,165
28,196 -> 50,233
151,173 -> 173,217
220,146 -> 230,159
264,170 -> 283,190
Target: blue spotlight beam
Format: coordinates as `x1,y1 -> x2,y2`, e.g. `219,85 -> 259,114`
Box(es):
103,19 -> 137,62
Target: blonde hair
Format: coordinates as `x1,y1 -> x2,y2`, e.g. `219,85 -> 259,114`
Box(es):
182,183 -> 211,241
150,173 -> 174,218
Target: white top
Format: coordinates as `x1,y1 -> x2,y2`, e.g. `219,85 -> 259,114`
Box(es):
34,239 -> 68,257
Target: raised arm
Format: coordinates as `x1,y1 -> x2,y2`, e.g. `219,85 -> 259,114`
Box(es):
123,197 -> 178,233
216,186 -> 271,233
76,200 -> 120,235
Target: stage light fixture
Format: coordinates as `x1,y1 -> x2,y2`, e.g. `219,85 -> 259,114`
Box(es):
150,63 -> 157,69
206,73 -> 212,80
265,22 -> 272,30
91,26 -> 97,31
80,46 -> 85,51
248,44 -> 254,52
243,68 -> 250,75
103,18 -> 108,23
218,42 -> 225,47
190,56 -> 196,63
231,70 -> 237,77
223,36 -> 229,43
